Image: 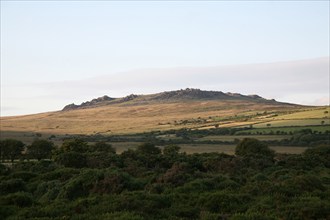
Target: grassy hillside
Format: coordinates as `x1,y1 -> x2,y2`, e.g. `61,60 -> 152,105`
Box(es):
1,90 -> 328,153
1,100 -> 304,136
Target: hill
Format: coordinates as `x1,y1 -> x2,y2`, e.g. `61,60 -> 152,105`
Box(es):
0,88 -> 310,136
62,88 -> 286,111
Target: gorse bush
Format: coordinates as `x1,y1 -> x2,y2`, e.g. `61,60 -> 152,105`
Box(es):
1,192 -> 33,207
0,140 -> 329,219
0,178 -> 26,195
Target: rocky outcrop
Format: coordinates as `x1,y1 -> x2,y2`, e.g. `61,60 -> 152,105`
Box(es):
62,95 -> 114,111
62,89 -> 281,111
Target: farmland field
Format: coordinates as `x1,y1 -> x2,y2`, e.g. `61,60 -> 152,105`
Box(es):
254,118 -> 330,128
1,103 -> 329,155
198,135 -> 290,141
178,144 -> 308,154
236,125 -> 330,135
106,143 -> 309,155
273,107 -> 330,120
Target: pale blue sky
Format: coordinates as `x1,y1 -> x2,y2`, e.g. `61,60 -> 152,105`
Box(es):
1,1 -> 329,116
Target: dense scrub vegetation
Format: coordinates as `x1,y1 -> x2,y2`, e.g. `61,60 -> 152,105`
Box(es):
0,138 -> 330,219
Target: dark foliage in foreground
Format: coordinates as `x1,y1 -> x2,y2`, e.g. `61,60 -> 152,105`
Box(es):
0,139 -> 329,219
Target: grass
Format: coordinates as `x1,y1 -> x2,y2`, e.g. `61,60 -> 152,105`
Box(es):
179,144 -> 308,154
0,100 -> 327,156
179,144 -> 236,154
0,100 -> 304,135
254,118 -> 330,128
269,146 -> 308,154
273,107 -> 330,120
194,107 -> 330,131
198,135 -> 290,141
111,142 -> 141,154
236,125 -> 330,134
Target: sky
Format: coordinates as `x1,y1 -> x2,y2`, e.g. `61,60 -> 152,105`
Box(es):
1,0 -> 329,116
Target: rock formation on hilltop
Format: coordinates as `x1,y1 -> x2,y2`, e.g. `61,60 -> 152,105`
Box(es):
62,88 -> 279,111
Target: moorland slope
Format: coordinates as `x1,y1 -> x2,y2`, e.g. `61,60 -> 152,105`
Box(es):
0,89 -> 306,135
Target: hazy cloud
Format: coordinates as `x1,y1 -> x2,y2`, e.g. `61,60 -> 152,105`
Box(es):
1,57 -> 329,116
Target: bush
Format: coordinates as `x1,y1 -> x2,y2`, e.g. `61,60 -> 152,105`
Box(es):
0,192 -> 34,207
39,167 -> 80,182
158,162 -> 192,186
56,152 -> 87,168
92,141 -> 116,153
0,179 -> 26,195
199,192 -> 251,213
61,138 -> 89,153
0,163 -> 10,175
235,138 -> 275,160
101,212 -> 144,220
230,212 -> 276,220
0,205 -> 17,219
86,152 -> 121,168
136,143 -> 161,155
0,139 -> 25,162
280,196 -> 330,219
34,180 -> 62,202
58,169 -> 103,200
303,146 -> 330,168
27,139 -> 54,160
9,171 -> 37,181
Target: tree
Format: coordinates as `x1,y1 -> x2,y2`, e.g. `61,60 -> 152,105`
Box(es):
235,138 -> 275,159
0,140 -> 3,161
55,152 -> 87,168
93,141 -> 116,154
163,145 -> 180,156
1,139 -> 24,162
27,139 -> 54,161
303,146 -> 330,168
61,138 -> 88,153
136,143 -> 161,155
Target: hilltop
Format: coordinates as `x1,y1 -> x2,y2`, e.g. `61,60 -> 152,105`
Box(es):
62,88 -> 283,111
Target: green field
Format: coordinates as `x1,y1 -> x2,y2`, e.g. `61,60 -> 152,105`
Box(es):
273,107 -> 330,120
89,142 -> 310,155
179,144 -> 307,154
198,135 -> 290,141
1,107 -> 329,155
254,118 -> 330,128
237,125 -> 330,135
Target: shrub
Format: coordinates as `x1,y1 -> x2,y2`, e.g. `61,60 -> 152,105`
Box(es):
56,152 -> 87,168
34,180 -> 62,202
230,212 -> 276,220
136,143 -> 161,155
27,139 -> 54,160
0,163 -> 10,175
199,192 -> 251,213
1,192 -> 34,207
0,205 -> 17,219
235,138 -> 275,159
92,141 -> 116,154
303,146 -> 330,168
9,171 -> 37,181
0,178 -> 26,195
